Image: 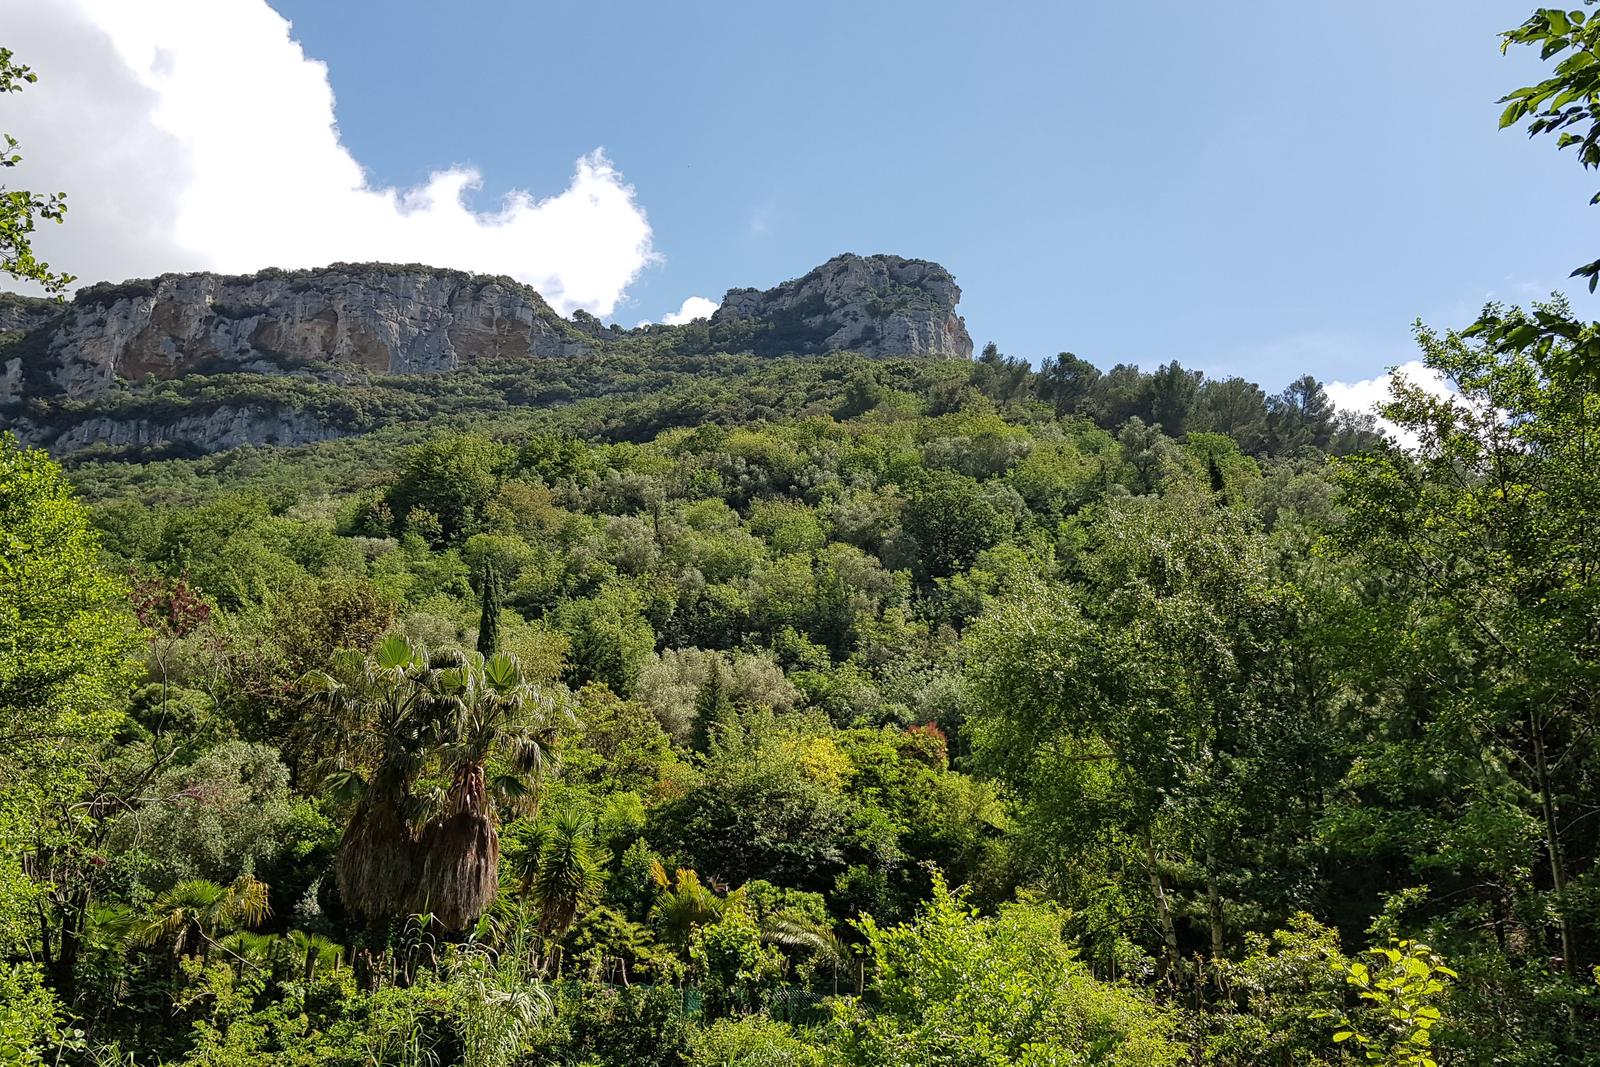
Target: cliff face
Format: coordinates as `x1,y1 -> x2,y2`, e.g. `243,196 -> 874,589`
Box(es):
0,254 -> 973,455
712,254 -> 972,360
10,404 -> 345,455
33,265 -> 587,400
0,293 -> 59,334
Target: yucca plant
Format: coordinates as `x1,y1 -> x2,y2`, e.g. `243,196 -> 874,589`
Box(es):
527,811 -> 604,948
505,820 -> 552,903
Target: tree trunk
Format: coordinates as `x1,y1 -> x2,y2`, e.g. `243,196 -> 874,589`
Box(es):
1205,845 -> 1225,964
46,887 -> 88,1005
1529,713 -> 1576,983
1205,866 -> 1225,1007
1529,713 -> 1580,1046
1146,835 -> 1183,986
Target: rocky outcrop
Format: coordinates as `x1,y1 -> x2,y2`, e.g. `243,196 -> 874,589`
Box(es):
0,358 -> 22,407
712,254 -> 972,359
0,253 -> 975,456
32,264 -> 588,399
0,293 -> 59,334
13,404 -> 344,454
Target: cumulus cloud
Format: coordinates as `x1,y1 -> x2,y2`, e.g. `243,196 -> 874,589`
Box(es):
0,0 -> 655,315
660,296 -> 719,325
1326,359 -> 1457,446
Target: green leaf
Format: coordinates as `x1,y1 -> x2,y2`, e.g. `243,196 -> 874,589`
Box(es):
375,633 -> 417,670
484,651 -> 522,689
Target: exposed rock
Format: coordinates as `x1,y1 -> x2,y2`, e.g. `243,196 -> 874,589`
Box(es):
0,253 -> 976,457
13,404 -> 344,454
712,253 -> 972,359
0,358 -> 21,407
34,264 -> 588,399
0,293 -> 59,334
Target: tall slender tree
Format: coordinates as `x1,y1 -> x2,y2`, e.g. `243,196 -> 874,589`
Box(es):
477,561 -> 502,658
1335,303 -> 1600,1011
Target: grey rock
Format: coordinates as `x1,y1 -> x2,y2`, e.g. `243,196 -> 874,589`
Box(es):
13,404 -> 344,454
0,253 -> 976,456
712,253 -> 972,359
0,293 -> 59,334
36,264 -> 588,399
0,358 -> 21,407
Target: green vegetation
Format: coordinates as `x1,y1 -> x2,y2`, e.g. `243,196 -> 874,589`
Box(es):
5,8 -> 1600,1065
6,314 -> 1595,1064
0,47 -> 72,293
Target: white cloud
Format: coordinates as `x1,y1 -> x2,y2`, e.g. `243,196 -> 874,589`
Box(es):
1326,359 -> 1456,446
660,295 -> 719,325
0,0 -> 655,315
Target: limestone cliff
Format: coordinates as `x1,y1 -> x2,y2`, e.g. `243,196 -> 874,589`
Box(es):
31,264 -> 588,400
10,404 -> 345,455
0,292 -> 59,334
711,254 -> 972,359
0,254 -> 973,455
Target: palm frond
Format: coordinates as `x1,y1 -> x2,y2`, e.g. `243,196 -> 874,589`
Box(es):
761,914 -> 851,965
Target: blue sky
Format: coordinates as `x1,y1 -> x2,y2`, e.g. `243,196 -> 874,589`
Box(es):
11,1 -> 1597,391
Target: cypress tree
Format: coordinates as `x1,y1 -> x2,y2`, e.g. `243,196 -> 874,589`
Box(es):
1207,452 -> 1227,501
690,657 -> 732,753
476,560 -> 501,657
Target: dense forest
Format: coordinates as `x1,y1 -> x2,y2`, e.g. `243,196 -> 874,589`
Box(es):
5,8 -> 1600,1067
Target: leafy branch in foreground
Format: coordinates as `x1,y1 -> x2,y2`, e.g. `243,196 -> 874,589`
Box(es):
1500,4 -> 1600,289
0,47 -> 72,294
1327,940 -> 1457,1067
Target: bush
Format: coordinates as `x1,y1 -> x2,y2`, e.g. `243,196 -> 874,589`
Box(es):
689,1016 -> 825,1067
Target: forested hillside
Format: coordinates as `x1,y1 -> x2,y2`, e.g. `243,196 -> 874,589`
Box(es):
4,7 -> 1600,1067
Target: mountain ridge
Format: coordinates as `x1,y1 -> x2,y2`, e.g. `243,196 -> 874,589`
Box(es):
0,253 -> 972,455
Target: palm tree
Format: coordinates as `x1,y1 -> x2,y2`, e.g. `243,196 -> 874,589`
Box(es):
218,930 -> 284,973
289,930 -> 346,983
137,875 -> 270,960
303,635 -> 440,925
527,811 -> 604,946
307,639 -> 567,936
411,650 -> 568,931
648,861 -> 738,951
761,912 -> 852,993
